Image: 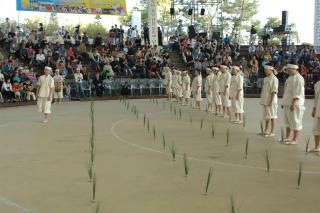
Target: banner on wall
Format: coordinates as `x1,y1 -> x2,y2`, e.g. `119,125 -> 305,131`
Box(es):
16,0 -> 127,15
147,0 -> 158,46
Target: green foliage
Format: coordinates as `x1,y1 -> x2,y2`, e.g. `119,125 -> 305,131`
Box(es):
46,13 -> 59,36
205,167 -> 213,194
81,15 -> 107,38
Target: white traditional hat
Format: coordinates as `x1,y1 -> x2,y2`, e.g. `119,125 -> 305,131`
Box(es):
176,71 -> 181,75
220,65 -> 228,70
44,66 -> 52,71
212,67 -> 219,71
182,71 -> 188,75
232,66 -> 240,71
264,65 -> 274,70
206,68 -> 213,72
286,64 -> 299,69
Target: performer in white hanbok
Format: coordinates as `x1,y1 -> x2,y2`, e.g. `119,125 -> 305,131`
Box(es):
280,64 -> 305,145
36,66 -> 54,123
164,67 -> 172,100
259,65 -> 279,137
230,66 -> 244,124
310,79 -> 320,152
205,68 -> 214,112
212,67 -> 222,115
182,71 -> 191,106
220,65 -> 231,118
172,70 -> 177,101
191,70 -> 202,109
175,71 -> 183,103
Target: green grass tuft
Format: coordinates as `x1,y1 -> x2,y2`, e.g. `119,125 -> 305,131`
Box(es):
183,153 -> 189,177
153,126 -> 156,141
87,160 -> 94,181
260,120 -> 263,134
297,162 -> 303,190
147,118 -> 150,133
245,138 -> 249,159
162,132 -> 166,150
92,174 -> 96,201
95,202 -> 100,213
143,114 -> 146,126
243,114 -> 246,128
179,108 -> 182,119
200,118 -> 204,130
205,167 -> 213,194
211,124 -> 215,138
305,137 -> 311,154
230,195 -> 236,213
226,129 -> 230,146
280,127 -> 284,143
170,144 -> 176,161
265,150 -> 270,173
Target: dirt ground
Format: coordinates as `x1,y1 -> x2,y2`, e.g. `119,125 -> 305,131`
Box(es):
0,98 -> 319,213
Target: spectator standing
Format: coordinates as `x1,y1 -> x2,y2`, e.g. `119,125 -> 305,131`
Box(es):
53,69 -> 64,104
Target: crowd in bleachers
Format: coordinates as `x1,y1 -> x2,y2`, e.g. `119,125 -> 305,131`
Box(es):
0,18 -> 170,103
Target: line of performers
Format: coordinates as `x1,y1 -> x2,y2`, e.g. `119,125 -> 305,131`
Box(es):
164,64 -> 320,152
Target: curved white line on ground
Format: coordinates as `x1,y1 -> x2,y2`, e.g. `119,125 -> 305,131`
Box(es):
0,195 -> 33,213
111,118 -> 320,175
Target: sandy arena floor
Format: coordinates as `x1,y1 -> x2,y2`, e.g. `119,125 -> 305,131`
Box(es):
0,98 -> 319,213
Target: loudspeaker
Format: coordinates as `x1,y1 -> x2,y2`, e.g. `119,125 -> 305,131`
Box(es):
282,10 -> 288,26
200,8 -> 205,15
188,8 -> 193,15
170,8 -> 175,16
188,25 -> 196,38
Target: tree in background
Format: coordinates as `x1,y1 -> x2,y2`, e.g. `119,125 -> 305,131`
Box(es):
81,15 -> 107,38
222,0 -> 260,38
20,17 -> 42,32
46,13 -> 59,36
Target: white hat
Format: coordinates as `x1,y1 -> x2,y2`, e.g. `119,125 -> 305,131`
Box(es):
206,68 -> 212,72
232,66 -> 240,71
212,67 -> 219,71
44,66 -> 52,71
264,65 -> 274,70
220,65 -> 228,70
176,71 -> 181,75
286,64 -> 299,69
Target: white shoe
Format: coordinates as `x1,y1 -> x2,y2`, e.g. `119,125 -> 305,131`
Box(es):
308,148 -> 320,153
278,138 -> 292,142
265,133 -> 275,138
42,119 -> 48,123
285,141 -> 297,145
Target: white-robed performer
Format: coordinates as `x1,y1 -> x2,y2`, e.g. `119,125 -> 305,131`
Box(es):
182,71 -> 191,106
164,67 -> 173,100
280,64 -> 305,145
36,66 -> 54,123
191,70 -> 202,109
230,66 -> 244,124
175,70 -> 183,103
220,65 -> 231,118
259,65 -> 279,137
310,80 -> 320,152
205,68 -> 214,112
212,67 -> 222,115
172,69 -> 177,100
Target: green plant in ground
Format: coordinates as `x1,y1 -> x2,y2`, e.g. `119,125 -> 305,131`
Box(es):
245,138 -> 249,159
200,118 -> 204,130
305,137 -> 310,154
297,162 -> 303,190
170,144 -> 176,161
179,108 -> 182,119
204,167 -> 213,195
280,127 -> 284,143
153,126 -> 156,141
87,159 -> 94,181
226,129 -> 230,146
183,153 -> 189,177
260,120 -> 263,134
162,132 -> 166,150
230,195 -> 236,213
95,201 -> 100,213
143,114 -> 146,126
147,118 -> 150,133
211,123 -> 215,138
92,174 -> 96,202
243,114 -> 246,128
265,150 -> 270,173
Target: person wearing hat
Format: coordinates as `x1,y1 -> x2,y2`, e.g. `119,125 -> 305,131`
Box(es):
172,69 -> 179,101
280,64 -> 305,145
310,79 -> 320,152
205,68 -> 214,112
36,67 -> 54,123
230,66 -> 244,124
259,65 -> 279,137
74,67 -> 85,100
182,71 -> 191,106
53,69 -> 64,104
212,67 -> 222,115
220,65 -> 231,118
164,67 -> 172,101
175,70 -> 183,103
191,70 -> 202,109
